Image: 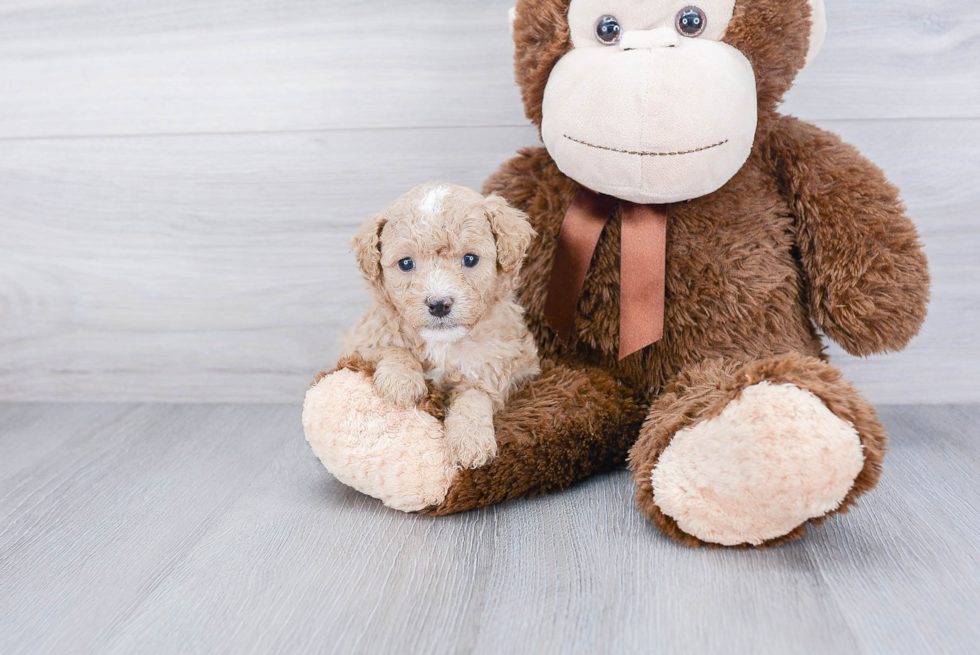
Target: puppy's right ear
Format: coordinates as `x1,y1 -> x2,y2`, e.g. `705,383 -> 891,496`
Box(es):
484,194 -> 535,277
350,212 -> 387,285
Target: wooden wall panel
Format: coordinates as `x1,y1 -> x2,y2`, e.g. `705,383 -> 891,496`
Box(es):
0,1 -> 976,139
0,0 -> 976,402
0,127 -> 537,401
0,120 -> 976,403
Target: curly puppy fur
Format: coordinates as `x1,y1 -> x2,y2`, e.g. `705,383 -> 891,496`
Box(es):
342,183 -> 541,469
427,0 -> 930,546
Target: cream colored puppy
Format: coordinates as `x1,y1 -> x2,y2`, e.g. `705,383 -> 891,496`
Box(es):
341,183 -> 540,469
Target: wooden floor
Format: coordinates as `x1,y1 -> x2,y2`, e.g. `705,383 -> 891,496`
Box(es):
2,403 -> 978,654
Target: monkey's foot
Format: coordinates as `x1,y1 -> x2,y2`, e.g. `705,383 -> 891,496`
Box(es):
652,382 -> 864,545
303,368 -> 455,512
630,355 -> 885,547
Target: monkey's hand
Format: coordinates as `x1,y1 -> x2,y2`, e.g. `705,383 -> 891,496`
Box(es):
767,115 -> 930,356
444,388 -> 497,469
372,349 -> 428,409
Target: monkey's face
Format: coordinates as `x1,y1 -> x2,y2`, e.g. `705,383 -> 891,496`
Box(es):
541,0 -> 758,204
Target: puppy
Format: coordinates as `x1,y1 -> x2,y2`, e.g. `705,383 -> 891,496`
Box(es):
341,183 -> 540,469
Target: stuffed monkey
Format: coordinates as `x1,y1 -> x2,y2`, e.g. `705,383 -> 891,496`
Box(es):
303,0 -> 929,547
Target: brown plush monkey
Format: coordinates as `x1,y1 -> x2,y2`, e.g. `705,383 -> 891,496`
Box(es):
303,0 -> 930,547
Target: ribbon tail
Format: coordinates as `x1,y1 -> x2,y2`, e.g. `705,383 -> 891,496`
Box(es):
619,202 -> 668,360
544,189 -> 617,345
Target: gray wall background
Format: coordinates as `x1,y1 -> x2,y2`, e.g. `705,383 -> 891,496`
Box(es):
1,0 -> 977,404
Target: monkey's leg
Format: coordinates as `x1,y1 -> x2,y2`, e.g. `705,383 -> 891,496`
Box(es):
303,358 -> 644,514
427,360 -> 646,515
628,353 -> 886,547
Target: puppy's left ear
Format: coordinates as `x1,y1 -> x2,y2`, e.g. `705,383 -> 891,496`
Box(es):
350,212 -> 387,286
484,194 -> 536,276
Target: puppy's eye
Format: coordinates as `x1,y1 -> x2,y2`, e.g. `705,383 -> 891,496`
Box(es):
397,257 -> 415,272
462,254 -> 480,268
675,7 -> 707,38
594,15 -> 622,45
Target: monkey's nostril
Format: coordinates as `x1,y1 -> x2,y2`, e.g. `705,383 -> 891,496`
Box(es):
426,297 -> 454,318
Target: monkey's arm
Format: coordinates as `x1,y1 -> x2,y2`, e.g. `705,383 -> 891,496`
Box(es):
766,115 -> 930,356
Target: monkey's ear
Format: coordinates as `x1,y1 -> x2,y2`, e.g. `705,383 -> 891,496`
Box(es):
484,194 -> 536,276
804,0 -> 827,68
350,212 -> 387,285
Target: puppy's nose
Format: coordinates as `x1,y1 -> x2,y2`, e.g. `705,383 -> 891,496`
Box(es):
426,297 -> 454,318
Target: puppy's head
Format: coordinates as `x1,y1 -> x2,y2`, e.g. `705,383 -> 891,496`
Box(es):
352,183 -> 535,341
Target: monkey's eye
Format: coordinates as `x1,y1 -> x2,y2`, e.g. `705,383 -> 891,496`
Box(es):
397,257 -> 415,272
676,7 -> 707,37
594,15 -> 622,45
462,254 -> 480,268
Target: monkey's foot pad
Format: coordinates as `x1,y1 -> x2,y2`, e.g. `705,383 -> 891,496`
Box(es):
652,382 -> 865,546
303,369 -> 455,512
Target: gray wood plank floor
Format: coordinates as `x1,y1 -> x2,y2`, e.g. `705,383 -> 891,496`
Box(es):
2,403 -> 978,655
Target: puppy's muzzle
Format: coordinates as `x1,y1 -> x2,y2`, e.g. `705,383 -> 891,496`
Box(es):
426,297 -> 454,318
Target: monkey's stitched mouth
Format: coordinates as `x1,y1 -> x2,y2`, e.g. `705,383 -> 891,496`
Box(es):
563,135 -> 729,157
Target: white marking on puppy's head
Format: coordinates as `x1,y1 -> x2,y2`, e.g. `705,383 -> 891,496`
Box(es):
418,185 -> 452,221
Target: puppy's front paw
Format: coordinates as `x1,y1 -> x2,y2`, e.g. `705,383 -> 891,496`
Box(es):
445,414 -> 497,469
372,365 -> 428,409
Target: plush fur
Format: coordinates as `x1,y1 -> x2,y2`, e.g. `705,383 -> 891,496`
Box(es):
303,360 -> 454,512
342,183 -> 540,468
629,353 -> 888,547
305,0 -> 929,547
650,380 -> 865,546
445,0 -> 927,544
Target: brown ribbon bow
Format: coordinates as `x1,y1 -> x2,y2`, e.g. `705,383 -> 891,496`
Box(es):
544,188 -> 668,360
